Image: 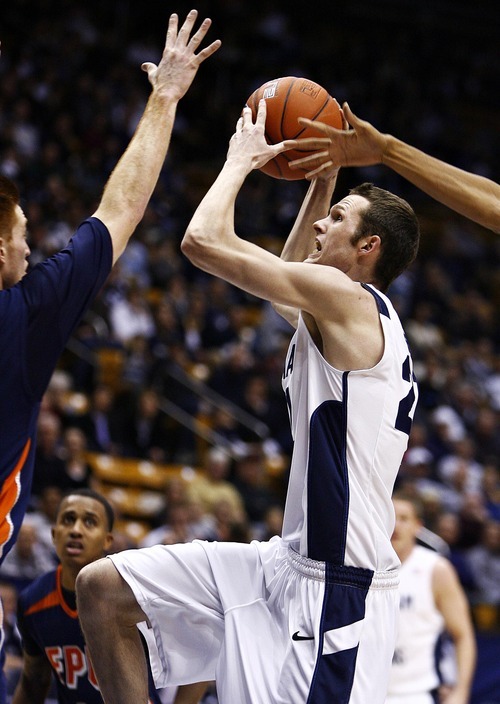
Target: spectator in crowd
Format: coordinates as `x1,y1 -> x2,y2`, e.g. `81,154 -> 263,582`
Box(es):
77,383 -> 122,455
56,426 -> 93,492
465,519 -> 500,607
119,387 -> 172,463
0,581 -> 23,697
186,446 -> 245,522
24,485 -> 63,563
140,502 -> 208,548
0,520 -> 57,593
31,411 -> 66,500
481,462 -> 500,521
232,445 -> 281,529
108,280 -> 156,345
435,510 -> 477,595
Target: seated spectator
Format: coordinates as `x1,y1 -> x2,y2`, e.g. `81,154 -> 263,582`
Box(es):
0,520 -> 57,592
481,461 -> 500,521
25,485 -> 64,563
233,445 -> 281,530
253,504 -> 284,541
210,498 -> 251,543
77,383 -> 122,455
31,410 -> 66,501
427,405 -> 466,463
121,333 -> 153,390
186,446 -> 245,522
108,280 -> 155,345
405,301 -> 445,357
435,511 -> 477,595
436,437 -> 484,514
0,581 -> 23,697
140,503 -> 209,548
465,519 -> 500,607
118,387 -> 172,463
471,407 -> 500,465
56,426 -> 93,492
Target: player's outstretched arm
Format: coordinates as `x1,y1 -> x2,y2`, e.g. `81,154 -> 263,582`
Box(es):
93,9 -> 221,264
287,103 -> 500,233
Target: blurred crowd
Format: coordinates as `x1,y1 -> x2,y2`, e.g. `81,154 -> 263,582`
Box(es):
0,0 -> 499,700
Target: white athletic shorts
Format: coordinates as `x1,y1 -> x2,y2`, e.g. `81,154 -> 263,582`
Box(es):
108,536 -> 399,704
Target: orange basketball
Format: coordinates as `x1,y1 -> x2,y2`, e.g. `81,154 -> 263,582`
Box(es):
245,76 -> 342,180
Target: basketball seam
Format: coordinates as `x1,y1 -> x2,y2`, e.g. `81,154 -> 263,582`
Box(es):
280,77 -> 296,142
294,96 -> 332,139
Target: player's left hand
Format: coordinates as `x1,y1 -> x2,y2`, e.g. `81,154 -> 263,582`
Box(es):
227,99 -> 291,172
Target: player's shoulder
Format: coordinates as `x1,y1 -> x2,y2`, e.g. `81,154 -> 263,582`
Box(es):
410,544 -> 441,568
431,552 -> 457,580
18,569 -> 58,611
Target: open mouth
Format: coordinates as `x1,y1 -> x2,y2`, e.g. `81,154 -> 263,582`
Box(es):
65,541 -> 84,555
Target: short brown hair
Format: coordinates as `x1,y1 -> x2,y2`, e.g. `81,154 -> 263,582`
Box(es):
350,182 -> 420,292
392,489 -> 424,520
0,176 -> 20,242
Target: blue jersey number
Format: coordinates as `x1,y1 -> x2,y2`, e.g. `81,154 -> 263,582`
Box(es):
395,356 -> 417,436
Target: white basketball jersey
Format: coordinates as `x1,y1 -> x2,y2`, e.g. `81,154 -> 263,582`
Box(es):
387,545 -> 444,696
281,284 -> 418,571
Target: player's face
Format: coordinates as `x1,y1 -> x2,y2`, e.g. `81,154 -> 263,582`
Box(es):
0,205 -> 30,288
307,195 -> 369,272
391,499 -> 421,556
52,495 -> 113,569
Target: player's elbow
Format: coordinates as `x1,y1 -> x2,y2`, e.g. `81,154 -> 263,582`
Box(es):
181,226 -> 210,267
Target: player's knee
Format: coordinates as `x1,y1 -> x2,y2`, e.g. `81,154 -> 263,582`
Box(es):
76,558 -> 116,618
76,558 -> 143,628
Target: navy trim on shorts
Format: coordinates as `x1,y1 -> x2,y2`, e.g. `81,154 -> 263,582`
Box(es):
307,564 -> 374,703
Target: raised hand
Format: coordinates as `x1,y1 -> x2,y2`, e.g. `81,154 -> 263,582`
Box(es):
286,103 -> 388,179
141,9 -> 221,102
227,100 -> 293,173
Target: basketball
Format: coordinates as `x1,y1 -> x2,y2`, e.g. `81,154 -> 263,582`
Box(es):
245,76 -> 342,180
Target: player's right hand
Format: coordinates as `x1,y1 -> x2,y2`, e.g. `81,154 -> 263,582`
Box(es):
285,103 -> 388,179
141,9 -> 221,102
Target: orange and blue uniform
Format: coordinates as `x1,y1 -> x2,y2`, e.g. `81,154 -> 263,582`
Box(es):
17,565 -> 162,703
0,218 -> 112,566
0,218 -> 112,700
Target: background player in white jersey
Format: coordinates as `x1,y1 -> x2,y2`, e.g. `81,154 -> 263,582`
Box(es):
77,101 -> 420,703
387,492 -> 476,704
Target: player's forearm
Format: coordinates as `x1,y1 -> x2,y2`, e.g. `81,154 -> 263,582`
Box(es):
280,175 -> 338,263
383,136 -> 500,233
12,675 -> 49,704
451,631 -> 477,701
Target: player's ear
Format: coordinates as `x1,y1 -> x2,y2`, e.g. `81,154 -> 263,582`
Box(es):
104,532 -> 114,551
0,237 -> 5,260
359,235 -> 380,254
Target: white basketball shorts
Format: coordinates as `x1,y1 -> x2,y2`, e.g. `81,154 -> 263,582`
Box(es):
108,537 -> 399,704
